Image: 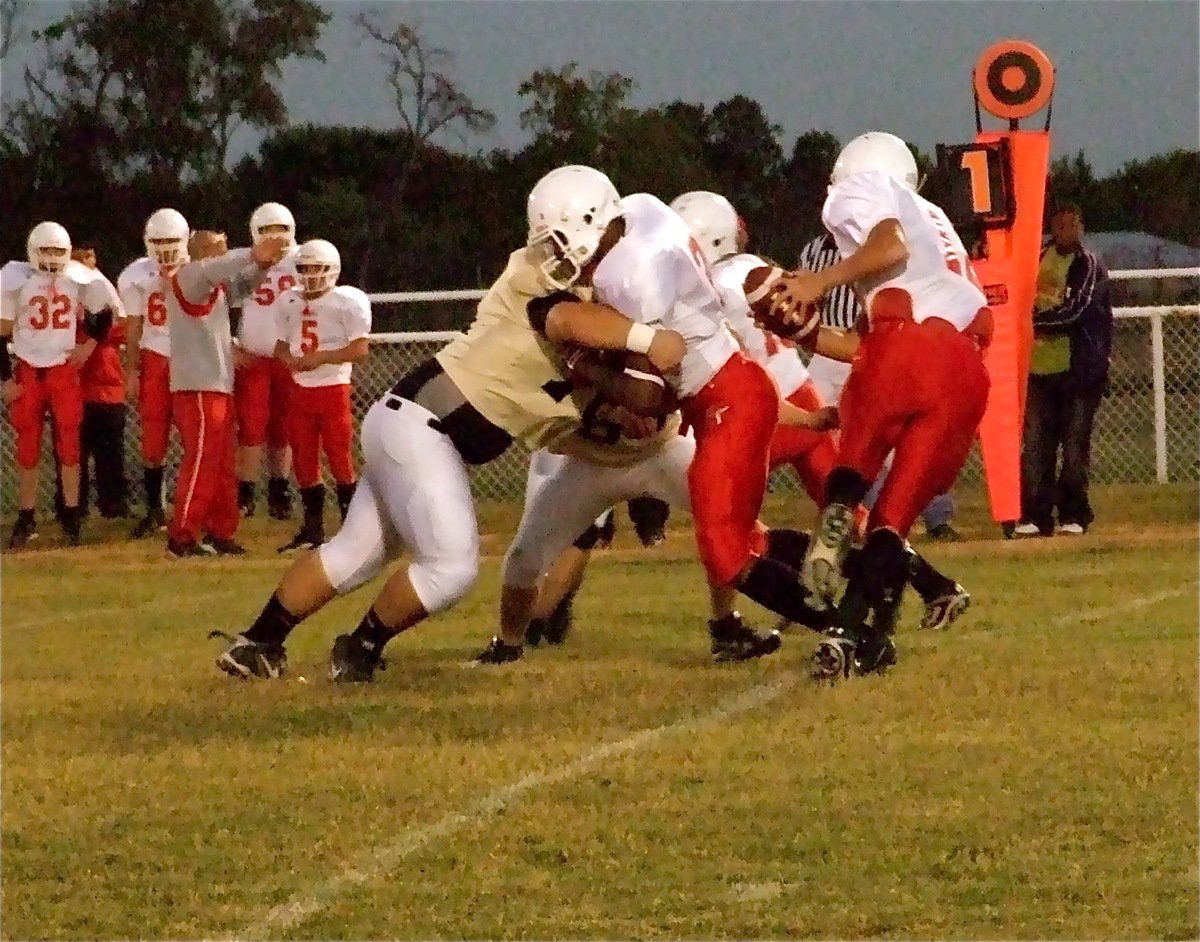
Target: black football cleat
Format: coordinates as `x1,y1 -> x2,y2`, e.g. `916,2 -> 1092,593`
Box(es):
277,526 -> 323,555
201,536 -> 247,556
329,633 -> 386,683
709,613 -> 782,663
167,538 -> 216,559
475,636 -> 524,665
811,636 -> 856,682
854,633 -> 898,675
131,508 -> 167,539
210,631 -> 288,679
7,511 -> 38,551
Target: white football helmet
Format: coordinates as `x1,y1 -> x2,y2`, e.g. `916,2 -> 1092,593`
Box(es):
26,221 -> 71,274
526,165 -> 622,289
670,191 -> 740,266
249,202 -> 296,247
143,208 -> 190,269
830,132 -> 920,190
295,239 -> 340,296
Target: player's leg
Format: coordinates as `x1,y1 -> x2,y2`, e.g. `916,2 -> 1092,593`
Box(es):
802,341 -> 903,603
265,358 -> 294,520
93,402 -> 129,518
234,358 -> 268,517
771,381 -> 839,505
8,363 -> 45,548
330,400 -> 483,680
280,386 -> 325,552
201,394 -> 243,554
322,384 -> 357,522
132,352 -> 170,536
49,364 -> 85,544
490,455 -> 613,655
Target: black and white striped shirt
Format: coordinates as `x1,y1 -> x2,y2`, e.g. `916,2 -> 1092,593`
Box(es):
797,233 -> 861,330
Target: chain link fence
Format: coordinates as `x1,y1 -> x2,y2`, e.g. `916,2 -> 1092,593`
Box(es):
2,308 -> 1197,513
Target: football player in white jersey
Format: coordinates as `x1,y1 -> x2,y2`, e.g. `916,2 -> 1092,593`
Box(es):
2,222 -> 121,547
122,208 -> 189,538
209,168 -> 689,682
234,202 -> 299,520
520,171 -> 840,648
273,239 -> 371,552
766,132 -> 992,678
675,189 -> 971,634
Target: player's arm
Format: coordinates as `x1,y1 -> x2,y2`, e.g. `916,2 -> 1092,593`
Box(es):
293,337 -> 369,372
529,294 -> 686,374
563,348 -> 675,418
806,220 -> 908,296
808,326 -> 861,363
778,400 -> 838,431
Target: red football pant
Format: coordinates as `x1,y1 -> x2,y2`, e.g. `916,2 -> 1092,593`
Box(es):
838,319 -> 989,536
9,361 -> 82,469
138,349 -> 173,465
235,355 -> 292,449
768,380 -> 839,504
169,390 -> 238,544
289,383 -> 356,488
682,353 -> 779,587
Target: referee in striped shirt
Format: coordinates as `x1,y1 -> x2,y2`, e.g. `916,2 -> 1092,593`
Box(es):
795,232 -> 961,541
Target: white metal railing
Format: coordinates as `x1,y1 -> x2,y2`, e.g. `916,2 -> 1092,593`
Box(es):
363,266 -> 1199,486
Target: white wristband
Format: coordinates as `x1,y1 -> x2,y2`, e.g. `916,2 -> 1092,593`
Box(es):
625,322 -> 656,355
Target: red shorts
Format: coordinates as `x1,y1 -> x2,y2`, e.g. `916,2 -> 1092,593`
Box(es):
839,319 -> 989,536
234,355 -> 293,449
8,361 -> 82,468
289,383 -> 356,488
138,349 -> 173,465
768,380 -> 839,504
681,353 -> 779,587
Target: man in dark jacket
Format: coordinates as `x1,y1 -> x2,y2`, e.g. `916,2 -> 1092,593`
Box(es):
1016,205 -> 1113,536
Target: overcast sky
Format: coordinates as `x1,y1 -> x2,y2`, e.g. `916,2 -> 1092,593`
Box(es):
5,0 -> 1198,175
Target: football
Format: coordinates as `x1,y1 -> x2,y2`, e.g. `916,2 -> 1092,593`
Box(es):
743,265 -> 822,343
562,346 -> 678,418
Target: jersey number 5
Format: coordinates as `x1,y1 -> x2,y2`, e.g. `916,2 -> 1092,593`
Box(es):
29,294 -> 73,330
300,318 -> 319,354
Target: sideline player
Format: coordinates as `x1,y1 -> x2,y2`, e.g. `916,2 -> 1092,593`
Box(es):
273,239 -> 371,552
2,222 -> 120,548
123,208 -> 189,537
235,202 -> 299,520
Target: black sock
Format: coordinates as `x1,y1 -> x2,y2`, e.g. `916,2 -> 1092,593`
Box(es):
351,607 -> 399,654
16,508 -> 35,525
573,522 -> 603,551
244,592 -> 303,646
300,485 -> 325,532
335,481 -> 356,521
849,529 -> 909,638
238,480 -> 255,507
737,557 -> 829,631
144,466 -> 164,511
765,528 -> 811,571
824,467 -> 870,509
268,476 -> 290,505
908,549 -> 956,603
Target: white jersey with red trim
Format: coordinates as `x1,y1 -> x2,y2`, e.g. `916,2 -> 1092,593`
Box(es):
275,285 -> 373,388
711,253 -> 810,398
592,193 -> 739,398
0,261 -> 116,367
822,170 -> 987,332
238,249 -> 299,356
119,256 -> 172,357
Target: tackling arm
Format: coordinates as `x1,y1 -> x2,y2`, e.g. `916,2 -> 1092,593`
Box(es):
811,219 -> 908,293
563,348 -> 674,418
531,296 -> 686,374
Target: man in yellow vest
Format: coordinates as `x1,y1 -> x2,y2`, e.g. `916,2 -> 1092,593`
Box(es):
1016,205 -> 1113,536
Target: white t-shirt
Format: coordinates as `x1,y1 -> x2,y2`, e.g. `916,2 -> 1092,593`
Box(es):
822,170 -> 987,333
712,252 -> 810,399
592,193 -> 739,398
274,285 -> 372,387
1,261 -> 118,367
238,250 -> 299,356
119,256 -> 171,357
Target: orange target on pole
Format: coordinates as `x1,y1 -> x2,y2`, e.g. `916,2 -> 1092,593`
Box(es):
973,40 -> 1055,121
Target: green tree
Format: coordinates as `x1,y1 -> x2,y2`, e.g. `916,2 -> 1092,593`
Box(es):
518,62 -> 634,164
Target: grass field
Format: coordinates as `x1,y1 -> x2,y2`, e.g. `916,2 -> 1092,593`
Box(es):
2,483 -> 1198,940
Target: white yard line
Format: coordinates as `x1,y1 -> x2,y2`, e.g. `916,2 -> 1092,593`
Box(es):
1047,585 -> 1194,626
229,675 -> 798,940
